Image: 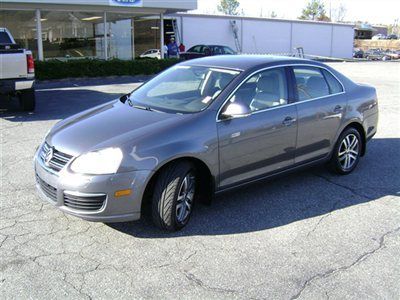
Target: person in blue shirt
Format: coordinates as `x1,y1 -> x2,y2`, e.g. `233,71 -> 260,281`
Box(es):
167,38 -> 179,58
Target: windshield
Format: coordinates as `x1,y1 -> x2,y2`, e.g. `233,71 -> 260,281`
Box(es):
128,65 -> 240,113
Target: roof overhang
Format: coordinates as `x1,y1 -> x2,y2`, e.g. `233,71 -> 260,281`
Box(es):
0,0 -> 197,15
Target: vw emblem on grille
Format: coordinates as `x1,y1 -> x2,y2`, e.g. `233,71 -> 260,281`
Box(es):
44,147 -> 54,166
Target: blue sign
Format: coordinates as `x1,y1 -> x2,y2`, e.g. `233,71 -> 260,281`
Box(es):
109,0 -> 142,6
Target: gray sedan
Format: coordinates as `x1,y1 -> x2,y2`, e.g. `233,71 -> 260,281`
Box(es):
34,56 -> 379,231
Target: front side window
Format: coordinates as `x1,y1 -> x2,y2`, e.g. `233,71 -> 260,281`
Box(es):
128,66 -> 240,113
188,45 -> 202,53
226,67 -> 289,112
210,46 -> 224,55
293,67 -> 331,101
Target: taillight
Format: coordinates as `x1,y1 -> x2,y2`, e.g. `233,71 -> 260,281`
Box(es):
27,54 -> 35,74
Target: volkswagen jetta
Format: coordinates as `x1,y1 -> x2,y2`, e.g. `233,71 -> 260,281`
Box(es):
34,56 -> 378,231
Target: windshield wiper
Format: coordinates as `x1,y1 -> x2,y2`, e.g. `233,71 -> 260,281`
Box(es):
131,104 -> 163,113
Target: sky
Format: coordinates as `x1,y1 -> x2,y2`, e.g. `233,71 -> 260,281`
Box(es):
190,0 -> 399,25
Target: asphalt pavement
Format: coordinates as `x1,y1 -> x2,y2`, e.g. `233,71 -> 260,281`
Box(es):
0,62 -> 399,299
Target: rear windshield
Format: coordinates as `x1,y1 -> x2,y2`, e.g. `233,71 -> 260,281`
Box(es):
0,32 -> 12,44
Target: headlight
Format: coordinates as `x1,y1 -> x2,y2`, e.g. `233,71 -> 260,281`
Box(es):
70,148 -> 123,175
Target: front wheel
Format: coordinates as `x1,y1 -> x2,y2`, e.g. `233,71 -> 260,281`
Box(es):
151,162 -> 196,231
329,128 -> 362,175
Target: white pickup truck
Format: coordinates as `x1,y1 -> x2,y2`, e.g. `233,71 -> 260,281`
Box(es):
0,28 -> 36,111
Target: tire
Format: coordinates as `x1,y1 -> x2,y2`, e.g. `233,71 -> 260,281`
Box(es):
151,162 -> 196,231
18,88 -> 36,112
329,128 -> 362,175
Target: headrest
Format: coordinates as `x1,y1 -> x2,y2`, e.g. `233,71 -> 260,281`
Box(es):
257,73 -> 279,94
296,77 -> 306,85
217,76 -> 232,89
306,76 -> 329,95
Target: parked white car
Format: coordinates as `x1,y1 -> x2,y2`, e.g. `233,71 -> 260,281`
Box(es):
372,34 -> 386,40
139,49 -> 161,59
0,28 -> 35,111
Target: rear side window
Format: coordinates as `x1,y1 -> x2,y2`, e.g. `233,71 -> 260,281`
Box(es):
293,67 -> 330,101
0,32 -> 12,44
322,69 -> 343,94
223,47 -> 235,54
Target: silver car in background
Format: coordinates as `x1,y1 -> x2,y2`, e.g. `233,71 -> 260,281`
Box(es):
34,56 -> 379,231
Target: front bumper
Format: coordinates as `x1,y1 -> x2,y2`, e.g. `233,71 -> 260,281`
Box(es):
34,149 -> 153,223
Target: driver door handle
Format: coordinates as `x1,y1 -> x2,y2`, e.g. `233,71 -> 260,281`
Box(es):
282,116 -> 296,126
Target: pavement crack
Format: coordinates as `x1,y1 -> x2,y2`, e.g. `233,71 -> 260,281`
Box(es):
290,226 -> 400,300
183,270 -> 240,295
313,173 -> 374,200
306,199 -> 341,237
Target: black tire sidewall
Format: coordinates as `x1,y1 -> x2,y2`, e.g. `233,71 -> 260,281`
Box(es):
152,162 -> 195,231
19,88 -> 36,112
331,128 -> 362,175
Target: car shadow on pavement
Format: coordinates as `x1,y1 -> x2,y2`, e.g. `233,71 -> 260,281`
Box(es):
109,138 -> 399,238
0,89 -> 123,123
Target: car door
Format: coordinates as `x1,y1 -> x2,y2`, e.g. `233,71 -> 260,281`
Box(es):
217,67 -> 298,188
291,66 -> 347,163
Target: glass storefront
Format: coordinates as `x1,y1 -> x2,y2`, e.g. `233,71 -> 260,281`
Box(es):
0,10 -> 173,61
134,17 -> 161,57
0,10 -> 38,58
134,18 -> 175,58
40,11 -> 106,60
107,13 -> 135,60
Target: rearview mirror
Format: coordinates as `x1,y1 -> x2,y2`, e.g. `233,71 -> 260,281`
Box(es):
221,102 -> 251,120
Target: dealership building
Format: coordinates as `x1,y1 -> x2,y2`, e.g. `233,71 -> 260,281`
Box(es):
0,0 -> 354,61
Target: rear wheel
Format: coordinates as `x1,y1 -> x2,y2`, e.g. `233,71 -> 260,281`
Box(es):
151,162 -> 196,231
18,88 -> 36,112
329,128 -> 362,175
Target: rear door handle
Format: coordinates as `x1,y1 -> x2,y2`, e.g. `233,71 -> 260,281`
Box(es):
333,105 -> 343,113
282,116 -> 296,126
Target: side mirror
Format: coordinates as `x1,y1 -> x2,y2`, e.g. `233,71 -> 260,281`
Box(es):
221,102 -> 251,120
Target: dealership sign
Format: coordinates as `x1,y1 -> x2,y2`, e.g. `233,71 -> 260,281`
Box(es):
109,0 -> 142,6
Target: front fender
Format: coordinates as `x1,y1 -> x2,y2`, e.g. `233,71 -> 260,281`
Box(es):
121,140 -> 218,174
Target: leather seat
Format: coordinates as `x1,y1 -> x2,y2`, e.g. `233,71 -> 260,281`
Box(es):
305,76 -> 329,99
250,73 -> 286,111
211,75 -> 233,98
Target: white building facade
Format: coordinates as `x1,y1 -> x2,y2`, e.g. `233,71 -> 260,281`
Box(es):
174,14 -> 354,59
0,1 -> 354,60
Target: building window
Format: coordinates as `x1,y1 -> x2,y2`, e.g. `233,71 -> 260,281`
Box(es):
40,11 -> 107,60
0,10 -> 38,59
107,13 -> 135,60
134,17 -> 161,58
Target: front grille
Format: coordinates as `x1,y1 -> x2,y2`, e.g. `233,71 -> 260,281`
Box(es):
36,175 -> 57,202
40,142 -> 73,172
63,192 -> 106,211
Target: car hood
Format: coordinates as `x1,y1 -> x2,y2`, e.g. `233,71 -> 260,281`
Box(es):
47,100 -> 182,156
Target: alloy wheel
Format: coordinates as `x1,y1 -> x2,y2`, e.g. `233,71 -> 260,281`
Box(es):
176,173 -> 196,224
338,133 -> 360,171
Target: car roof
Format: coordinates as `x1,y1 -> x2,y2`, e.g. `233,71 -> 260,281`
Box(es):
181,55 -> 324,71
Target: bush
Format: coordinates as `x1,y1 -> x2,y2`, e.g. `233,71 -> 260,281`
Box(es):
35,58 -> 181,80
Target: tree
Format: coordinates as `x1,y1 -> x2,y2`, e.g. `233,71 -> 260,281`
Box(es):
299,0 -> 330,21
217,0 -> 240,16
332,3 -> 346,22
